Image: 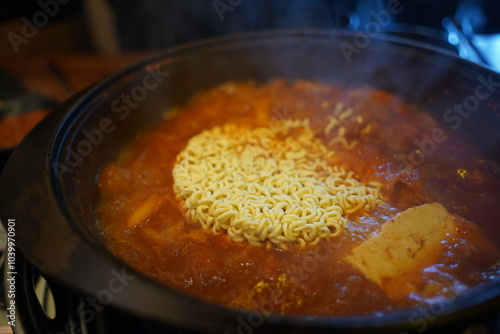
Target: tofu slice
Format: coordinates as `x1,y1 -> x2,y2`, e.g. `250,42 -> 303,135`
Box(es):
345,203 -> 457,300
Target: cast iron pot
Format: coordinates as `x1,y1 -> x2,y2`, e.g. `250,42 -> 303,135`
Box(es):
1,30 -> 500,334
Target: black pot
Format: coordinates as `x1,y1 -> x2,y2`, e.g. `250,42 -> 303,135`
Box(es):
1,30 -> 500,334
0,148 -> 12,172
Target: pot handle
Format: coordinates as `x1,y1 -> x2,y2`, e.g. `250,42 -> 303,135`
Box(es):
3,247 -> 88,334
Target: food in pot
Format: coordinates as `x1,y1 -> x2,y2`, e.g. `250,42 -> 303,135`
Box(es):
172,118 -> 384,248
97,79 -> 500,315
345,202 -> 487,300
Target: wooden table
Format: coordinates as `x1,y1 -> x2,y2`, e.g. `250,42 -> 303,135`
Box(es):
0,53 -> 153,104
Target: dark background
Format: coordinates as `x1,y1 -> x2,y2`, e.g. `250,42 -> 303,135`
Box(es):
1,0 -> 499,51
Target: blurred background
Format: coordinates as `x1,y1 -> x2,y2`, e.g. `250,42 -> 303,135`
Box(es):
0,0 -> 499,65
1,0 -> 500,180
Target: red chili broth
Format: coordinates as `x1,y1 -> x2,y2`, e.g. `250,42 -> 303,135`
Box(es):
97,79 -> 500,315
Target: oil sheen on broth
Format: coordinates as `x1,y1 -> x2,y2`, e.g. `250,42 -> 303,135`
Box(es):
97,79 -> 500,315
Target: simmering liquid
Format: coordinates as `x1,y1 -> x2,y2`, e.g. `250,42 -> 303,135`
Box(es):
97,80 -> 500,315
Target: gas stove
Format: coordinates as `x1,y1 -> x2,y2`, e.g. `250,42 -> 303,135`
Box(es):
337,0 -> 500,73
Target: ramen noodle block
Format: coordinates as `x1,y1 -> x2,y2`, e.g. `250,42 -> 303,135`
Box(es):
172,118 -> 384,248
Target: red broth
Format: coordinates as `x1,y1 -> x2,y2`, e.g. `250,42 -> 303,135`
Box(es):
97,80 -> 500,315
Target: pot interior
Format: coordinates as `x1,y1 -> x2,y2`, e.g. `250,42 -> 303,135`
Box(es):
42,31 -> 500,330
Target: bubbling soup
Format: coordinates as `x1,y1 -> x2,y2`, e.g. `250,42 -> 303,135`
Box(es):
97,79 -> 500,315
